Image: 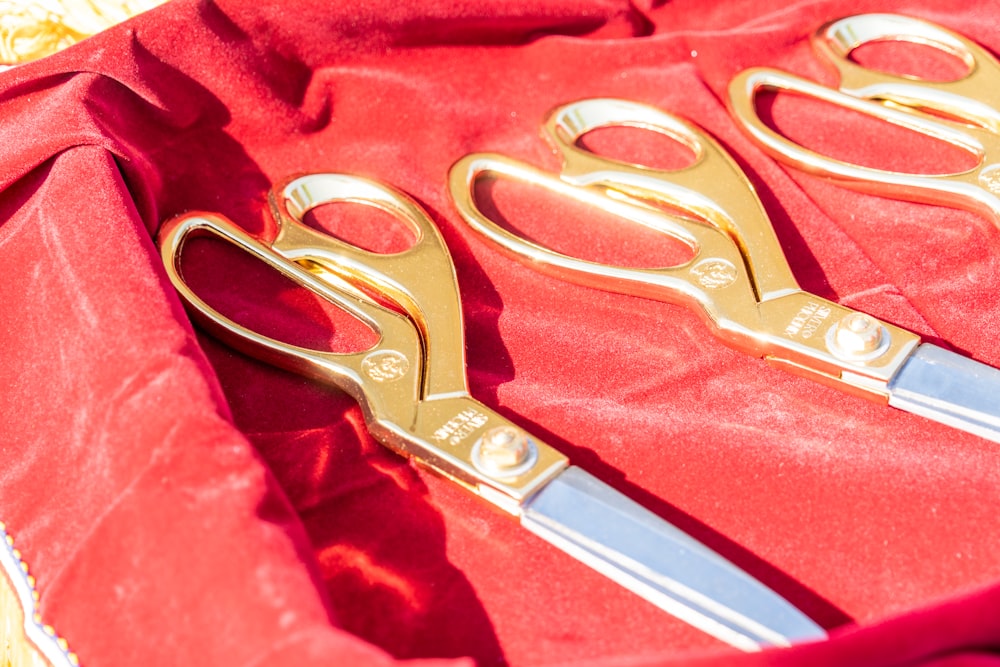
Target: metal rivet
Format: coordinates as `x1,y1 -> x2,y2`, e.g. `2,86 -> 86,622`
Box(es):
828,312 -> 889,360
472,425 -> 537,477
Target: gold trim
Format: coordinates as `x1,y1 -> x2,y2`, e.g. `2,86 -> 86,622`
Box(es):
0,522 -> 78,667
0,0 -> 165,65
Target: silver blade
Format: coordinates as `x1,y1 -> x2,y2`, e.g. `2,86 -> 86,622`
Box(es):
888,343 -> 1000,443
520,466 -> 827,651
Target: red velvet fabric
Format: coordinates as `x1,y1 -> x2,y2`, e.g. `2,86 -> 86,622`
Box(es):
2,0 -> 1000,665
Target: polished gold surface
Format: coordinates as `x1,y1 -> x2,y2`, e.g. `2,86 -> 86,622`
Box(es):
0,0 -> 164,65
450,98 -> 921,403
158,175 -> 568,515
728,13 -> 1000,225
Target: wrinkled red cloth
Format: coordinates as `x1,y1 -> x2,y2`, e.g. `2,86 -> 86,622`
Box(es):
2,0 -> 1000,665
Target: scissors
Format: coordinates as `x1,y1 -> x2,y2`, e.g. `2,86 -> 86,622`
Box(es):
448,97 -> 1000,444
156,173 -> 826,651
728,13 -> 1000,224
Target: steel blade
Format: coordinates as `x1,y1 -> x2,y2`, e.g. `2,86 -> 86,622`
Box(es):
888,343 -> 1000,443
520,466 -> 827,651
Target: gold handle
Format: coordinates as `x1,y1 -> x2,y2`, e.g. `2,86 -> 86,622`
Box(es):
157,211 -> 423,429
449,150 -> 769,332
268,173 -> 470,400
449,98 -> 801,315
814,13 -> 1000,133
729,14 -> 1000,224
728,66 -> 1000,224
540,98 -> 801,302
158,202 -> 570,512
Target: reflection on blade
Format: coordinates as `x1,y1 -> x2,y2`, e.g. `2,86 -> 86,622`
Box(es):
520,467 -> 827,651
888,343 -> 1000,444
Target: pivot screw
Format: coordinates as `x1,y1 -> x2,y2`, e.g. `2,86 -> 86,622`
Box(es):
829,312 -> 887,359
473,425 -> 537,477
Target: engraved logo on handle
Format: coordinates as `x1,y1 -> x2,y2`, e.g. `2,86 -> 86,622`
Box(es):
690,258 -> 737,289
979,164 -> 1000,195
362,350 -> 410,382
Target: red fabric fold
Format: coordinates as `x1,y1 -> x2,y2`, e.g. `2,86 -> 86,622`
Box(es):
1,1 -> 1000,666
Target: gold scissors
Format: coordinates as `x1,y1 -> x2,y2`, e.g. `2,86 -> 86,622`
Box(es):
156,173 -> 826,651
449,97 -> 1000,443
728,13 -> 1000,224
